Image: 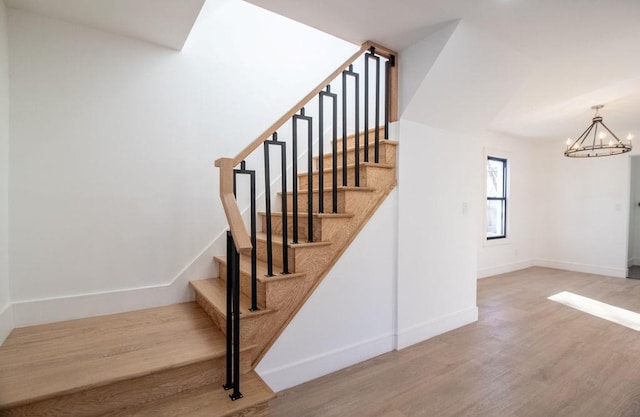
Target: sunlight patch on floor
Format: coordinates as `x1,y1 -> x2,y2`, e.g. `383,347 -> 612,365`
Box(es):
548,291 -> 640,331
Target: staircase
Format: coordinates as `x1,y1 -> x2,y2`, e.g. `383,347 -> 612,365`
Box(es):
0,41 -> 397,417
192,131 -> 397,368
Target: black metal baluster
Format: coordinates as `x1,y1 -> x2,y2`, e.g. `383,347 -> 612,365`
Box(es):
366,48 -> 382,163
279,140 -> 289,274
307,116 -> 314,242
342,69 -> 348,186
343,64 -> 360,187
384,54 -> 395,140
223,231 -> 233,391
355,72 -> 360,187
293,108 -> 313,242
230,239 -> 242,401
292,109 -> 313,243
233,162 -> 258,311
264,134 -> 289,275
223,231 -> 242,400
263,140 -> 274,277
374,51 -> 381,163
365,53 -> 369,164
292,115 -> 299,244
319,91 -> 325,214
320,86 -> 338,213
249,173 -> 257,310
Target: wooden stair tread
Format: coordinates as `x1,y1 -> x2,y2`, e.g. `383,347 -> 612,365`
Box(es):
258,211 -> 354,219
190,278 -> 274,318
255,232 -> 332,248
283,185 -> 376,195
334,138 -> 399,148
2,302 -> 212,348
214,255 -> 306,282
332,126 -> 388,144
0,303 -> 229,409
115,371 -> 275,417
299,162 -> 395,176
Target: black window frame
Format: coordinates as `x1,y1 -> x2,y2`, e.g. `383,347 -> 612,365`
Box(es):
486,156 -> 507,240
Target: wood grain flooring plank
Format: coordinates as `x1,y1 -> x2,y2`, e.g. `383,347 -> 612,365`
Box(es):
269,267 -> 640,417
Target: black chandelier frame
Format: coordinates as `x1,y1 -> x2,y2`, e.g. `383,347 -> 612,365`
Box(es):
565,105 -> 632,158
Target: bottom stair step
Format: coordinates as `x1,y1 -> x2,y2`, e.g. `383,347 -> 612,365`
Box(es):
191,278 -> 275,347
110,371 -> 275,417
0,302 -> 250,417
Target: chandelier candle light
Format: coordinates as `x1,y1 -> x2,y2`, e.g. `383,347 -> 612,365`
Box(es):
564,105 -> 633,157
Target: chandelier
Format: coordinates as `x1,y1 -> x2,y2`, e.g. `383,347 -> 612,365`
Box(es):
564,105 -> 633,158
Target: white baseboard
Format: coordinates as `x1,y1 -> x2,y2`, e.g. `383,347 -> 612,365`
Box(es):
12,284 -> 195,327
11,232 -> 228,328
477,260 -> 534,279
396,306 -> 478,350
256,333 -> 395,392
0,303 -> 14,346
534,259 -> 626,279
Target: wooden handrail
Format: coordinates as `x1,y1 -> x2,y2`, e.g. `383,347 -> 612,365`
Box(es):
216,41 -> 398,253
215,157 -> 252,253
232,41 -> 398,166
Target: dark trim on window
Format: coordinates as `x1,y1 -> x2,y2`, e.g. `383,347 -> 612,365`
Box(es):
487,156 -> 507,240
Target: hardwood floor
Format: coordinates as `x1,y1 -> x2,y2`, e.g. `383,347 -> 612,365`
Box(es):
269,267 -> 640,417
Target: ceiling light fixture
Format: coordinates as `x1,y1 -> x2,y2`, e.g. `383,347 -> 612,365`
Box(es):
564,105 -> 633,158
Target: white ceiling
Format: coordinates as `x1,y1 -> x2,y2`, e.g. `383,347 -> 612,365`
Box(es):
246,0 -> 640,141
4,0 -> 206,50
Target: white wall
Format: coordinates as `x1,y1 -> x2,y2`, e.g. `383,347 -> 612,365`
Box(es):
256,189 -> 397,392
477,133 -> 536,278
396,119 -> 479,349
0,0 -> 12,344
533,140 -> 630,277
399,19 -> 538,284
7,0 -> 357,326
392,24 -> 500,351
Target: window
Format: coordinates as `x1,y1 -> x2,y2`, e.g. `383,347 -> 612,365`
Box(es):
486,156 -> 507,239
